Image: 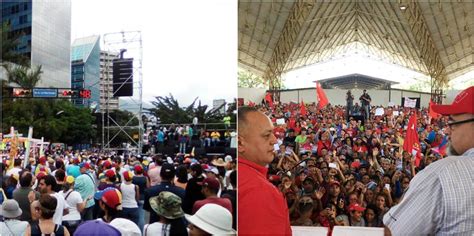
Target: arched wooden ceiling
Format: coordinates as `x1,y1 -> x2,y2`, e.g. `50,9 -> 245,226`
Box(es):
238,0 -> 474,89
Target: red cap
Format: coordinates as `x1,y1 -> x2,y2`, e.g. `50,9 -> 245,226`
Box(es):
351,161 -> 361,169
268,175 -> 281,182
102,188 -> 122,210
123,171 -> 133,181
134,165 -> 143,173
72,158 -> 80,164
432,86 -> 474,115
200,177 -> 220,190
348,203 -> 366,212
36,171 -> 47,179
105,169 -> 115,178
103,160 -> 112,169
95,188 -> 122,210
329,181 -> 340,187
39,156 -> 46,165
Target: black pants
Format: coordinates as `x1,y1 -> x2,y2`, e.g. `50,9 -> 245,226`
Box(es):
62,220 -> 81,235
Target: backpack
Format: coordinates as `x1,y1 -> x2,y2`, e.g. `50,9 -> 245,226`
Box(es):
30,223 -> 65,236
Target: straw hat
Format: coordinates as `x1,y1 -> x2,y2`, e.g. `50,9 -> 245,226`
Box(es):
211,158 -> 227,167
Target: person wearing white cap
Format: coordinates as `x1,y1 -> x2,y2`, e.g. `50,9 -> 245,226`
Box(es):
0,199 -> 29,236
186,203 -> 236,235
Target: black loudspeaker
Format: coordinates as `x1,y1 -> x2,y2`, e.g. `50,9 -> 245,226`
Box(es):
225,148 -> 236,156
113,58 -> 133,97
205,146 -> 225,154
194,148 -> 206,156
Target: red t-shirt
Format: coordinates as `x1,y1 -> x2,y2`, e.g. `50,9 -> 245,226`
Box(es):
238,158 -> 292,235
192,197 -> 233,214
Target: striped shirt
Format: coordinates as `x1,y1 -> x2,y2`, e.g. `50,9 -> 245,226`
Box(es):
383,148 -> 474,235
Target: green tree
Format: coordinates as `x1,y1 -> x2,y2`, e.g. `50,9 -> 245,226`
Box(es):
238,70 -> 267,88
4,64 -> 43,89
146,94 -> 232,126
2,99 -> 95,145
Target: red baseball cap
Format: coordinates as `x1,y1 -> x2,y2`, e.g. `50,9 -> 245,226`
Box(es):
94,188 -> 122,210
39,156 -> 46,165
123,171 -> 134,181
199,177 -> 220,190
348,203 -> 366,212
103,160 -> 112,169
105,169 -> 116,179
351,161 -> 361,169
432,86 -> 474,115
134,165 -> 143,173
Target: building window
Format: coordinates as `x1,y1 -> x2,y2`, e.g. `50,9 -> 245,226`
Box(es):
19,15 -> 28,24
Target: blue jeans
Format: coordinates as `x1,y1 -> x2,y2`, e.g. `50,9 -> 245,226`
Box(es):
137,200 -> 145,233
122,207 -> 140,228
179,142 -> 187,153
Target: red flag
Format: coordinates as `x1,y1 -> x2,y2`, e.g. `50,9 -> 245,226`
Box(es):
300,101 -> 307,116
265,92 -> 273,108
429,99 -> 441,120
315,82 -> 329,109
403,113 -> 422,167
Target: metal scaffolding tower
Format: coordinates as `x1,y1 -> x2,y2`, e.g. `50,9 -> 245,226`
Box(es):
101,31 -> 144,154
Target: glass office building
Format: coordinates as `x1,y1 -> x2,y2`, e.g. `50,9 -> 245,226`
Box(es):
71,35 -> 101,109
1,0 -> 71,88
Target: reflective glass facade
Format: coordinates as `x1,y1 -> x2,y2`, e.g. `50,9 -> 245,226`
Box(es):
1,0 -> 71,88
71,36 -> 101,110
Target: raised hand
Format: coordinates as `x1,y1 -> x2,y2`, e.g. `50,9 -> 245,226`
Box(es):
314,187 -> 326,200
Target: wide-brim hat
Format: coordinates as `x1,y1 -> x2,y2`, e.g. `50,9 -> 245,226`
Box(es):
185,204 -> 235,235
211,158 -> 227,167
0,199 -> 22,218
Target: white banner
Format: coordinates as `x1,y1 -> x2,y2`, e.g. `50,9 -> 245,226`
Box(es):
375,108 -> 385,116
404,97 -> 417,108
276,118 -> 285,125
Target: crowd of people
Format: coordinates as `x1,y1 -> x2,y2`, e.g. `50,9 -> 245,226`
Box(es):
1,146 -> 237,235
142,122 -> 237,155
248,98 -> 451,233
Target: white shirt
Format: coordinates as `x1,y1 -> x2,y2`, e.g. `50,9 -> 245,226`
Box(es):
6,167 -> 22,177
384,148 -> 474,235
230,131 -> 237,148
50,192 -> 68,225
0,220 -> 28,236
60,190 -> 83,221
120,183 -> 138,208
144,222 -> 170,236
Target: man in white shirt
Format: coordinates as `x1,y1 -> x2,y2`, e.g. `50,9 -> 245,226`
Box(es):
38,175 -> 69,225
5,159 -> 22,177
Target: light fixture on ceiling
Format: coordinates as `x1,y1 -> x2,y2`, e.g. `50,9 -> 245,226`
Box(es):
399,5 -> 407,10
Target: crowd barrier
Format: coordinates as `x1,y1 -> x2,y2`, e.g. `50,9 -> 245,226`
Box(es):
291,226 -> 384,236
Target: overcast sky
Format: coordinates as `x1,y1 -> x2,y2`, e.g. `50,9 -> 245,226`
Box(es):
71,0 -> 237,107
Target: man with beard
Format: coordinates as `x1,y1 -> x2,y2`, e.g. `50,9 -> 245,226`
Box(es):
238,106 -> 292,235
36,175 -> 68,225
384,86 -> 474,235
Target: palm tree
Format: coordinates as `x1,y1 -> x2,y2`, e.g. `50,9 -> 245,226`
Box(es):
4,64 -> 43,89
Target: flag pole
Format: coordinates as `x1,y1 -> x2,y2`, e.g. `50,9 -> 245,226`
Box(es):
23,126 -> 33,169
